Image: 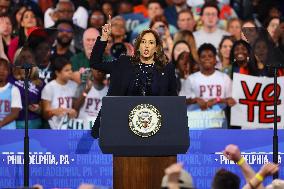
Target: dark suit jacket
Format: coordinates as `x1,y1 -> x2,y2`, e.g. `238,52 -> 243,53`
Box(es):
90,36 -> 177,96
89,36 -> 177,138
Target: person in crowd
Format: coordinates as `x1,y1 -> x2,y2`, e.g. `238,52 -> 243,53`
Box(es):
90,16 -> 177,138
176,9 -> 196,32
88,9 -> 106,31
150,15 -> 174,60
218,35 -> 235,76
227,18 -> 242,40
116,1 -> 133,15
0,15 -> 13,55
171,40 -> 191,65
0,0 -> 11,15
223,144 -> 279,189
230,39 -> 258,77
107,16 -> 134,57
102,1 -> 114,18
0,58 -> 22,129
130,0 -> 177,43
50,19 -> 75,61
241,20 -> 258,43
73,69 -> 108,130
11,47 -> 44,129
71,28 -> 100,84
164,0 -> 188,28
193,2 -> 229,49
190,0 -> 238,30
30,33 -> 55,85
8,8 -> 38,63
41,57 -> 77,129
212,168 -> 240,189
45,0 -> 85,52
173,30 -> 199,64
11,5 -> 28,37
133,0 -> 149,18
161,162 -> 194,189
264,17 -> 280,41
274,19 -> 284,53
176,51 -> 199,93
179,43 -> 235,120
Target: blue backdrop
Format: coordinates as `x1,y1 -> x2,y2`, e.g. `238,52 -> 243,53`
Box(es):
0,130 -> 283,188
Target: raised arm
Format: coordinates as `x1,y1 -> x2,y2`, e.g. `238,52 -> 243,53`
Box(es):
90,15 -> 115,73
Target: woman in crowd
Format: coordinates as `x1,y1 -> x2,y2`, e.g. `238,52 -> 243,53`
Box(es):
173,30 -> 199,64
171,40 -> 191,65
227,18 -> 242,40
0,15 -> 13,55
11,47 -> 44,129
90,16 -> 177,137
230,40 -> 258,77
41,57 -> 78,129
8,8 -> 38,63
149,15 -> 174,61
218,35 -> 235,76
264,16 -> 280,41
175,51 -> 199,93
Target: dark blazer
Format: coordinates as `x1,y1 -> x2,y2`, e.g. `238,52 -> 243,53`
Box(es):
90,36 -> 177,96
89,36 -> 177,138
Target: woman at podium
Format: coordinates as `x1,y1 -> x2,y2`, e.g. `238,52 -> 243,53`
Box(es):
89,16 -> 177,138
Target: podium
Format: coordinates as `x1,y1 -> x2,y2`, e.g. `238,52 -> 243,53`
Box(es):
99,96 -> 189,189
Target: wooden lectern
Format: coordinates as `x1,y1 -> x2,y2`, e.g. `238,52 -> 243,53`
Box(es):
99,96 -> 189,189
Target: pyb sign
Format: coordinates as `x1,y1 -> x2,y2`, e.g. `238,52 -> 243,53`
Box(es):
231,73 -> 284,129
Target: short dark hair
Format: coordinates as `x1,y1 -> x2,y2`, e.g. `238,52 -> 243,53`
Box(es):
54,19 -> 74,29
147,0 -> 163,8
0,58 -> 10,73
51,56 -> 71,79
212,169 -> 240,189
200,2 -> 220,17
198,43 -> 217,56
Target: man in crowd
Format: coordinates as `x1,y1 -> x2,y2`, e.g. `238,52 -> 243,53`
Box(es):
50,19 -> 75,61
193,3 -> 229,49
71,28 -> 100,84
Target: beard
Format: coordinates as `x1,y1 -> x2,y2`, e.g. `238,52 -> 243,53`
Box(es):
57,37 -> 72,48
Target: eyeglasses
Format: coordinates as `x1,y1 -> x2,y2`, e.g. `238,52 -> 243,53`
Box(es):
58,28 -> 73,33
91,15 -> 104,20
57,9 -> 73,13
203,12 -> 218,17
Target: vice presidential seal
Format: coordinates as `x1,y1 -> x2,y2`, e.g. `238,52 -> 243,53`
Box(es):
129,104 -> 162,137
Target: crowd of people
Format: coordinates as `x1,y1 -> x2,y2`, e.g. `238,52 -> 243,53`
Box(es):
0,0 -> 283,130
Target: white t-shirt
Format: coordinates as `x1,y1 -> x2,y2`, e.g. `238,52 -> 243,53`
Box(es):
76,86 -> 108,130
193,28 -> 229,49
179,70 -> 232,100
41,80 -> 78,129
0,83 -> 22,109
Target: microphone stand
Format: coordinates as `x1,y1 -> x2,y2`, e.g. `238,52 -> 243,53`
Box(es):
273,67 -> 279,179
22,63 -> 33,187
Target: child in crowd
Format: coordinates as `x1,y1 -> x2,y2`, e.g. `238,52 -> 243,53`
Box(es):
41,57 -> 77,129
0,58 -> 22,129
73,69 -> 108,129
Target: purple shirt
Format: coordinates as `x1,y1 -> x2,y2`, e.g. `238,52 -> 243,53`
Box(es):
9,77 -> 44,120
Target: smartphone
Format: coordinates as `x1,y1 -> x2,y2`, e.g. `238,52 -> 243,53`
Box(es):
157,25 -> 165,36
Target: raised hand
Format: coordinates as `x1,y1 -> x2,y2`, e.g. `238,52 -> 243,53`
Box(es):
259,162 -> 279,177
223,144 -> 242,162
101,15 -> 112,41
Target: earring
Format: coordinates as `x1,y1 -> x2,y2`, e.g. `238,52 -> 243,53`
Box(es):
247,57 -> 250,62
233,58 -> 237,63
